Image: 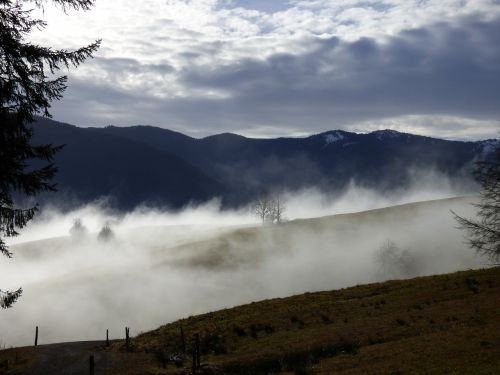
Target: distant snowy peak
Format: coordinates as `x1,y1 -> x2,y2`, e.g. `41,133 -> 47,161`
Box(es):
324,131 -> 345,145
370,129 -> 404,141
318,129 -> 408,147
477,139 -> 500,157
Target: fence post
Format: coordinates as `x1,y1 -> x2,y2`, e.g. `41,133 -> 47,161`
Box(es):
195,333 -> 200,367
89,354 -> 95,375
125,327 -> 130,350
192,346 -> 197,375
180,326 -> 186,353
106,329 -> 109,347
34,326 -> 38,347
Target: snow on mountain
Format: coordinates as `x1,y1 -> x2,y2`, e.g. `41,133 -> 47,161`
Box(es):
324,131 -> 345,145
371,129 -> 403,141
477,139 -> 500,157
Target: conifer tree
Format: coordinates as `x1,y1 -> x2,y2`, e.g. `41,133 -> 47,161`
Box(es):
97,224 -> 114,242
0,0 -> 100,308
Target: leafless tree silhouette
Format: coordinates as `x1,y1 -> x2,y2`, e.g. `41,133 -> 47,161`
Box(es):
453,148 -> 500,263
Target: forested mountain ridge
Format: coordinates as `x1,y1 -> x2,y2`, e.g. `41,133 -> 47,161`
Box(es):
31,118 -> 497,209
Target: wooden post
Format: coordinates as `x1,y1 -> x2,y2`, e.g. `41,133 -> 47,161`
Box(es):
161,353 -> 166,369
89,354 -> 95,375
180,326 -> 186,353
192,347 -> 197,375
125,327 -> 130,350
106,329 -> 109,347
195,333 -> 200,367
34,326 -> 38,347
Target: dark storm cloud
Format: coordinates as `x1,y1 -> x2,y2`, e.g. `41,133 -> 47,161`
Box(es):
181,15 -> 500,118
53,14 -> 500,136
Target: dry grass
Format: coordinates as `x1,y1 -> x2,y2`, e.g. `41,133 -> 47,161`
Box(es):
0,347 -> 36,374
2,266 -> 498,374
100,266 -> 500,375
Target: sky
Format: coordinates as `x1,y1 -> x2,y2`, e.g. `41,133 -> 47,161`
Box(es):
29,0 -> 500,139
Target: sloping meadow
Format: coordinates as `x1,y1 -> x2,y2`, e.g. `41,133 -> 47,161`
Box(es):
0,195 -> 487,347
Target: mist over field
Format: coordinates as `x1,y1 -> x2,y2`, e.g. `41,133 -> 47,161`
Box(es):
2,3 -> 500,375
0,177 -> 488,348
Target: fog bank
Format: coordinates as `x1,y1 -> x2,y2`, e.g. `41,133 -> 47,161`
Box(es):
0,183 -> 487,347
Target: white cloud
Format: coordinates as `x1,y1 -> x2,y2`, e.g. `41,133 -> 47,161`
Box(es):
350,115 -> 499,141
23,0 -> 500,138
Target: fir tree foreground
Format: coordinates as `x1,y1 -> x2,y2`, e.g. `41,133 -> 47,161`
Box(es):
0,0 -> 100,308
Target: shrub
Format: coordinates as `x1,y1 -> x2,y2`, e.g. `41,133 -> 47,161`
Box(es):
69,218 -> 88,239
98,224 -> 114,242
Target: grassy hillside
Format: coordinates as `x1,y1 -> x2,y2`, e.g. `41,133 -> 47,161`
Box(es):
160,196 -> 480,274
0,196 -> 484,349
110,266 -> 499,375
1,267 -> 499,374
2,197 -> 497,375
104,266 -> 498,375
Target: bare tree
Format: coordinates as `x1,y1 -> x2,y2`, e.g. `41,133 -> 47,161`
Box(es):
269,195 -> 286,224
253,197 -> 273,224
375,240 -> 422,279
253,195 -> 286,224
453,148 -> 500,263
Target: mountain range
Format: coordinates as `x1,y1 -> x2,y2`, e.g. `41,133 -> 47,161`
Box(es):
30,117 -> 497,209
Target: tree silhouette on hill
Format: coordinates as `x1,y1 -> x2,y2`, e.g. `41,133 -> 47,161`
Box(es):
454,148 -> 500,263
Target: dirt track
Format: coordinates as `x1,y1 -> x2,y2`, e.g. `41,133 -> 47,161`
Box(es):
12,341 -> 114,375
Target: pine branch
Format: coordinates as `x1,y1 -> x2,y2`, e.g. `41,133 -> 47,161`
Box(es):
0,0 -> 100,308
0,288 -> 22,308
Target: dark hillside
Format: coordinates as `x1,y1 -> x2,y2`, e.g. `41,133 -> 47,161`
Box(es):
93,124 -> 491,195
31,118 -> 224,209
30,118 -> 498,208
3,267 -> 499,374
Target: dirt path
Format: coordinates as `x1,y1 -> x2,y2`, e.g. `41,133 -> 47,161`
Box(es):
13,341 -> 114,375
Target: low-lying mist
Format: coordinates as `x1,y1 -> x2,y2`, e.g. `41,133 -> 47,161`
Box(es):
0,178 -> 488,347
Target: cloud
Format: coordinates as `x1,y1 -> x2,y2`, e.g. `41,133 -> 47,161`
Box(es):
47,13 -> 500,139
352,115 -> 499,141
181,16 -> 500,117
26,1 -> 500,138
